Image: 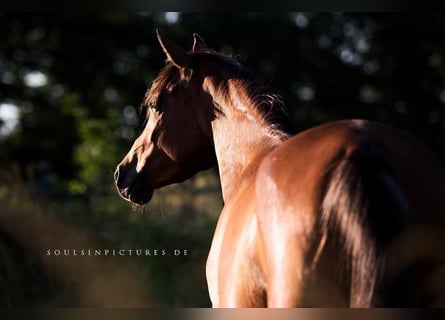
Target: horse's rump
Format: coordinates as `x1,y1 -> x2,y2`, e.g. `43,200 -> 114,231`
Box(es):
253,120 -> 440,306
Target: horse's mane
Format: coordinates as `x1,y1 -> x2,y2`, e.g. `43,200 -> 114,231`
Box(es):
142,49 -> 296,136
194,50 -> 296,136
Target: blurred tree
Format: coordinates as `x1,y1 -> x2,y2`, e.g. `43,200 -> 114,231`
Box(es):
1,13 -> 445,189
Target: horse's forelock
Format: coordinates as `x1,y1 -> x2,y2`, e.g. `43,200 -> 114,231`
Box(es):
141,63 -> 178,117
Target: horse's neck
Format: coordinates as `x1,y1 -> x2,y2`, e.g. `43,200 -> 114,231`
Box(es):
205,77 -> 288,201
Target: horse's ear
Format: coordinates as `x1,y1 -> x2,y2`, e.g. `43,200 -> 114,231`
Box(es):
192,33 -> 208,52
156,29 -> 191,68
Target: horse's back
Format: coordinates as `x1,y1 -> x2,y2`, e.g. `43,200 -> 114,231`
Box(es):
259,118 -> 445,226
255,119 -> 445,306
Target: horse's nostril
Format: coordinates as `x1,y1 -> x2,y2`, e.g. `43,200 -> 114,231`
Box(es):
114,167 -> 120,184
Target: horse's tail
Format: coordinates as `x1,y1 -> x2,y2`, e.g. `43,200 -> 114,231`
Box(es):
320,144 -> 415,307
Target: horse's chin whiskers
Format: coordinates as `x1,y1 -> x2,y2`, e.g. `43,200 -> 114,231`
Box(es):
132,202 -> 152,215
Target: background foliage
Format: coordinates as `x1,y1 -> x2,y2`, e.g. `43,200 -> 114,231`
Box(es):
0,13 -> 445,307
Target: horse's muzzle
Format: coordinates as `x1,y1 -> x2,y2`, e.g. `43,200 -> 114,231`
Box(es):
114,166 -> 154,204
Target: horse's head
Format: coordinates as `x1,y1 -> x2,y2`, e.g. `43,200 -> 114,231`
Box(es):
114,30 -> 217,204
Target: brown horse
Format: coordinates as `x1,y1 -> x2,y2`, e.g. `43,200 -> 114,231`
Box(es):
115,31 -> 445,307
